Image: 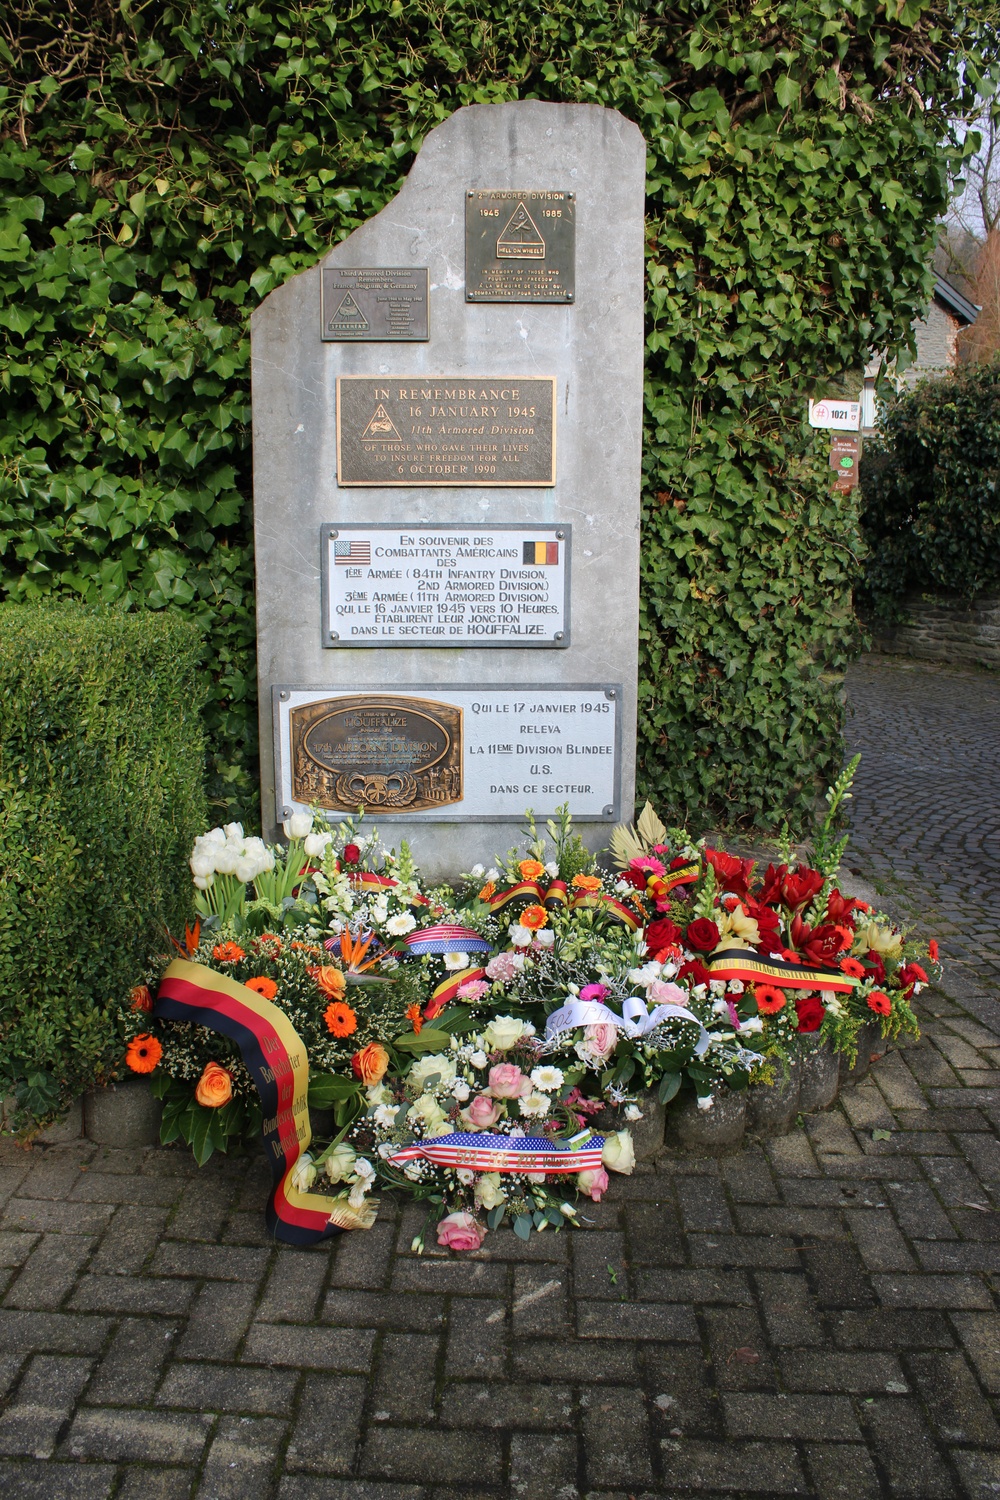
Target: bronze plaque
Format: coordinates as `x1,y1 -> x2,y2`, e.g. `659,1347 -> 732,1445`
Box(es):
466,190 -> 575,303
320,267 -> 429,341
290,694 -> 462,812
336,376 -> 556,487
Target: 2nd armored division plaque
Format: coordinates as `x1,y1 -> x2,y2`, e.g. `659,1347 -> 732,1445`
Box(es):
320,268 -> 429,341
466,191 -> 575,303
336,376 -> 556,486
290,695 -> 462,812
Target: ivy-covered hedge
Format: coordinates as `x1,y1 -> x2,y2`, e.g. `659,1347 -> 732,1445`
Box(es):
859,358 -> 1000,619
0,2 -> 993,826
0,604 -> 206,1126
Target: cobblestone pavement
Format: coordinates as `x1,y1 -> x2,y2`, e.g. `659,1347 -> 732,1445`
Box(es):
3,655 -> 1000,1499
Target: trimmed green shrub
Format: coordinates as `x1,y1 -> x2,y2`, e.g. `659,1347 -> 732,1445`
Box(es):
0,603 -> 207,1128
0,2 -> 993,827
859,359 -> 1000,619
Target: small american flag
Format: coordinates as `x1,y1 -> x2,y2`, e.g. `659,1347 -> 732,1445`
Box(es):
334,539 -> 371,566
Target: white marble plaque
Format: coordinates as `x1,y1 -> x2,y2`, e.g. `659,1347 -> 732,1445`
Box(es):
274,685 -> 620,822
321,524 -> 569,648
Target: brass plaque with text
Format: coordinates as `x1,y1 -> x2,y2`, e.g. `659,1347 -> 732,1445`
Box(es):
336,376 -> 556,486
320,267 -> 429,341
290,695 -> 463,813
466,190 -> 575,303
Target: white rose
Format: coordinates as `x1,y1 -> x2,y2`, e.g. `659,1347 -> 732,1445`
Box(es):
469,1049 -> 489,1070
386,912 -> 416,936
283,811 -> 314,840
290,1154 -> 317,1192
474,1172 -> 506,1210
628,962 -> 661,987
371,900 -> 389,924
451,1080 -> 471,1103
482,1015 -> 525,1051
457,1168 -> 476,1185
544,861 -> 559,878
408,1053 -> 457,1092
601,1129 -> 635,1175
738,1015 -> 764,1035
696,1093 -> 715,1112
304,830 -> 333,857
533,929 -> 555,949
443,951 -> 470,971
486,868 -> 500,883
323,1142 -> 357,1185
509,924 -> 532,948
470,864 -> 485,879
407,1094 -> 448,1134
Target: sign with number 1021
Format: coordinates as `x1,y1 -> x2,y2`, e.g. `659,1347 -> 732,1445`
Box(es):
808,398 -> 861,431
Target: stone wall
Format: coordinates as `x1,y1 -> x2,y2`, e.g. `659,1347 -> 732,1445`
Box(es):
869,591 -> 1000,669
903,299 -> 961,385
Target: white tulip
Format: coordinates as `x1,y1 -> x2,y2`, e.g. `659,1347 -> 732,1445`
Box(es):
303,830 -> 333,857
189,853 -> 216,879
193,875 -> 213,891
223,822 -> 244,841
284,811 -> 313,840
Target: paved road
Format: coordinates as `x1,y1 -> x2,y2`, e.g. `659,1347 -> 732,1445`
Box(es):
2,654 -> 1000,1499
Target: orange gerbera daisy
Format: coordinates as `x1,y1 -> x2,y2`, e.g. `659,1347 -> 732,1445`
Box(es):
478,881 -> 497,902
406,1002 -> 424,1035
754,984 -> 787,1015
254,933 -> 283,953
324,1001 -> 358,1038
520,904 -> 549,931
572,873 -> 602,892
518,859 -> 546,881
212,942 -> 245,964
126,1033 -> 162,1074
839,956 -> 866,978
245,976 -> 278,1000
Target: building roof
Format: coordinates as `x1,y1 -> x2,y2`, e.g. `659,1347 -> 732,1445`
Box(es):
933,274 -> 980,325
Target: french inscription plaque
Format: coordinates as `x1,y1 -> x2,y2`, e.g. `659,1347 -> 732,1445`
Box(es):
320,267 -> 429,341
275,685 -> 621,823
321,523 -> 570,648
466,190 -> 575,302
336,376 -> 556,486
289,694 -> 462,812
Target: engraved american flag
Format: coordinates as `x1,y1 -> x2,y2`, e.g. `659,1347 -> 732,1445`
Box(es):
334,539 -> 371,566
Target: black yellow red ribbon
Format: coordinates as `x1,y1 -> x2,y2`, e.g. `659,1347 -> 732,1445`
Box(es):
707,947 -> 858,994
425,966 -> 487,1020
488,880 -> 641,931
154,959 -> 354,1245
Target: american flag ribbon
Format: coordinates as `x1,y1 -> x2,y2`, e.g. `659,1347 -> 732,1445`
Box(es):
334,539 -> 371,565
387,1131 -> 606,1175
404,924 -> 491,955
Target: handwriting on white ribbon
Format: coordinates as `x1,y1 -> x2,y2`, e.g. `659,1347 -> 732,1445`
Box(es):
544,988 -> 711,1056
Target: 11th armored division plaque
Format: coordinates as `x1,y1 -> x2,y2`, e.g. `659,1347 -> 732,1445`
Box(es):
466,190 -> 575,302
336,376 -> 556,486
321,268 -> 429,341
290,695 -> 462,812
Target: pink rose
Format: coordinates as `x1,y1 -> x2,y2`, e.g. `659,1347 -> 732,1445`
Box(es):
463,1094 -> 502,1128
648,979 -> 686,1005
488,1063 -> 530,1099
486,952 -> 522,981
436,1211 -> 485,1252
577,1166 -> 609,1201
582,1022 -> 618,1059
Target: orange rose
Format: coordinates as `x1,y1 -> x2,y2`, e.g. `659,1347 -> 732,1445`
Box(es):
245,976 -> 278,1000
126,1033 -> 162,1074
195,1061 -> 233,1108
518,859 -> 545,881
314,965 -> 346,999
351,1042 -> 389,1086
520,904 -> 549,931
129,985 -> 153,1013
571,873 -> 601,892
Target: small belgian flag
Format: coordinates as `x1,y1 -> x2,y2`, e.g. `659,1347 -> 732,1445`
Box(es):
522,541 -> 559,565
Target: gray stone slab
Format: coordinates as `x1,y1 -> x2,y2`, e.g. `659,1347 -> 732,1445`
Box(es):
251,100 -> 646,872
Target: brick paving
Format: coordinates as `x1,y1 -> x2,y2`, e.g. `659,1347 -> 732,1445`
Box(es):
2,654 -> 1000,1498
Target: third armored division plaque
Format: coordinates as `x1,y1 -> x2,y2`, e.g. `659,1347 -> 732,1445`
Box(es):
466,190 -> 575,303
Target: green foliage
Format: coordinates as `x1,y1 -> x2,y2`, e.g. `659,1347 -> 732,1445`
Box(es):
858,358 -> 1000,618
0,2 -> 995,826
0,602 -> 207,1128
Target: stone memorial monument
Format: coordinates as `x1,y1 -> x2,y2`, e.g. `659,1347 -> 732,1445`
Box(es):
251,100 -> 646,875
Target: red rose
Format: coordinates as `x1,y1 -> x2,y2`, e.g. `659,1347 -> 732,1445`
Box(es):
794,994 -> 825,1032
618,868 -> 647,891
757,929 -> 785,956
685,918 -> 721,954
646,917 -> 682,955
343,843 -> 361,865
678,959 -> 712,988
704,847 -> 753,901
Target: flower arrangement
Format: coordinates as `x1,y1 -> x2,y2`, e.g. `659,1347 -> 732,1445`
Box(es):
117,784 -> 937,1247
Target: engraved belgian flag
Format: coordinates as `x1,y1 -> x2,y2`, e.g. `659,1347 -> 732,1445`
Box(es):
522,541 -> 559,565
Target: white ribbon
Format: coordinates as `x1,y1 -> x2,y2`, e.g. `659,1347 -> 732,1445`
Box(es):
545,990 -> 711,1056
